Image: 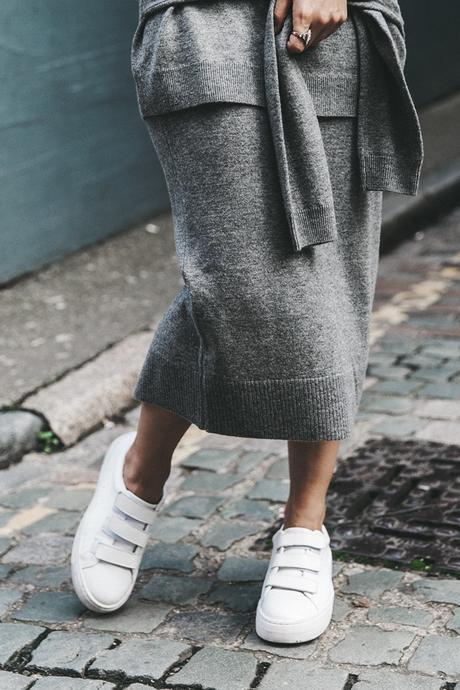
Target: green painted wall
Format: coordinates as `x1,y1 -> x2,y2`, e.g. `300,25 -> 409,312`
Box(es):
1,0 -> 168,284
1,1 -> 459,283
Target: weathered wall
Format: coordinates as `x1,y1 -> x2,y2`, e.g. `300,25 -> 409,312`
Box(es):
0,0 -> 168,284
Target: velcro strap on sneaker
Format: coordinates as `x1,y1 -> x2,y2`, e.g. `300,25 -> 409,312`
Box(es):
114,492 -> 157,525
95,543 -> 139,570
272,549 -> 321,572
266,571 -> 318,594
107,514 -> 149,548
277,531 -> 325,550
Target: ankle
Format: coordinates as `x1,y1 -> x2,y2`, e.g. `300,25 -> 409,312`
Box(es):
123,445 -> 171,505
283,499 -> 326,531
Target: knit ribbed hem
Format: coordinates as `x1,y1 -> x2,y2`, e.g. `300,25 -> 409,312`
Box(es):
303,74 -> 358,117
361,153 -> 423,196
133,350 -> 358,441
137,61 -> 265,118
289,204 -> 338,251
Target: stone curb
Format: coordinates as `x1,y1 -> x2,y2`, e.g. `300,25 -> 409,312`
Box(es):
381,157 -> 460,252
20,327 -> 157,447
0,410 -> 45,469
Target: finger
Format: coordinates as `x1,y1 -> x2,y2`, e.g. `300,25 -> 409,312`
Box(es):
274,0 -> 292,34
287,23 -> 320,54
307,22 -> 333,48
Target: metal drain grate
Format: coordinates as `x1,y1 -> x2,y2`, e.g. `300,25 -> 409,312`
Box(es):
327,437 -> 460,573
260,438 -> 460,574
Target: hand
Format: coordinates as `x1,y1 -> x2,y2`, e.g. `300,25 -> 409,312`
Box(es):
274,0 -> 348,53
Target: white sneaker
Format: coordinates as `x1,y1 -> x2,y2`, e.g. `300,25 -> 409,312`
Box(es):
255,524 -> 334,643
71,430 -> 163,613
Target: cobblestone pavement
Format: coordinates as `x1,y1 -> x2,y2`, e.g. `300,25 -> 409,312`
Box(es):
1,208 -> 460,688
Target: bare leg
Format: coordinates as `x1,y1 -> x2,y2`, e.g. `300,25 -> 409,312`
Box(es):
284,440 -> 340,530
123,402 -> 191,504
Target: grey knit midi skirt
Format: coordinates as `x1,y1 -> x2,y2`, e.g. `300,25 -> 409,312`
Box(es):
133,100 -> 383,441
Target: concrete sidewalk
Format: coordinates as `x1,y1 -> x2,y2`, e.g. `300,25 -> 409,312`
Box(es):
0,206 -> 459,688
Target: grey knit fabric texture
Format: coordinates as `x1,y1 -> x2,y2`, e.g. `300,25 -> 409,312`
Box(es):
132,0 -> 423,254
130,0 -> 418,440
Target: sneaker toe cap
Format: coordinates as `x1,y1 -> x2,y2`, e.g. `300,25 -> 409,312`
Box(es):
81,562 -> 133,609
260,588 -> 318,624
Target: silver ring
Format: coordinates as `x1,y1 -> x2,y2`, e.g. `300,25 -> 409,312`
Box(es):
291,27 -> 312,46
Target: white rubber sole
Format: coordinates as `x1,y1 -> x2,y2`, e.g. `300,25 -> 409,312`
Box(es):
71,516 -> 135,614
255,596 -> 334,644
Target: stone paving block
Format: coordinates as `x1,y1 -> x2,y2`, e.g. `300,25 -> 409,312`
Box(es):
0,488 -> 49,510
140,543 -> 198,572
84,599 -> 172,633
247,479 -> 289,503
140,574 -> 212,604
0,509 -> 15,528
370,415 -> 426,437
413,577 -> 460,606
12,591 -> 85,623
368,606 -> 434,627
416,382 -> 460,399
46,489 -> 93,511
353,669 -> 442,689
148,515 -> 203,543
180,448 -> 240,472
3,535 -> 73,565
89,638 -> 189,682
360,394 -> 414,414
158,609 -> 250,645
415,420 -> 460,445
33,678 -> 115,689
27,630 -> 113,674
402,354 -> 444,368
241,630 -> 317,659
22,510 -> 80,536
200,520 -> 261,550
414,398 -> 460,420
447,607 -> 460,634
217,557 -> 269,582
265,459 -> 289,480
0,536 -> 12,556
259,660 -> 348,690
220,498 -> 274,522
0,588 -> 23,617
0,670 -> 33,690
0,411 -> 44,468
9,565 -> 70,588
369,380 -> 423,396
368,351 -> 397,366
332,562 -> 344,577
329,625 -> 415,666
368,365 -> 412,380
164,495 -> 224,519
409,367 -> 451,383
206,582 -> 261,612
168,647 -> 257,690
332,597 -> 352,622
421,344 -> 460,358
180,471 -> 243,493
0,564 -> 14,580
236,451 -> 271,474
407,634 -> 460,677
341,569 -> 404,598
0,622 -> 46,665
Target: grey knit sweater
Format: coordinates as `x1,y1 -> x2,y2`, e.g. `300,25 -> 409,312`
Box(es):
132,0 -> 423,251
